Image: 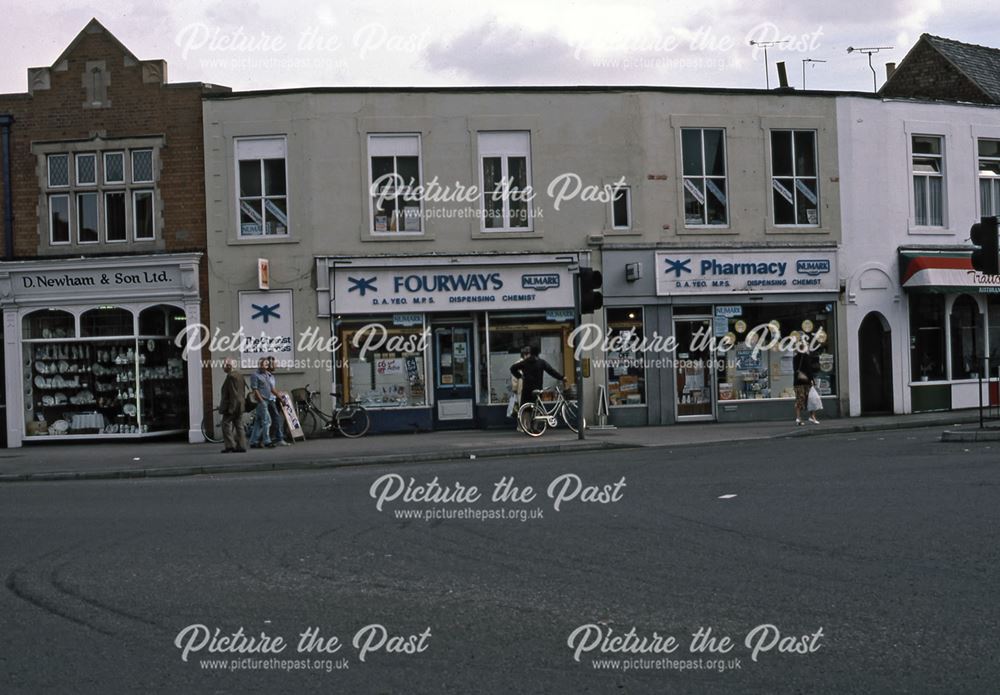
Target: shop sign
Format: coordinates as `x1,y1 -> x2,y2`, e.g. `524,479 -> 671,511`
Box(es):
334,264 -> 574,314
655,251 -> 837,296
393,313 -> 423,326
715,305 -> 743,318
238,290 -> 295,368
546,309 -> 576,322
12,267 -> 180,297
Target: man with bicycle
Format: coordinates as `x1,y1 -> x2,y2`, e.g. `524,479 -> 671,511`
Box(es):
510,344 -> 565,430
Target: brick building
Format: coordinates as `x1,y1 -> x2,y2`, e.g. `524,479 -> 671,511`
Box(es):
0,19 -> 229,447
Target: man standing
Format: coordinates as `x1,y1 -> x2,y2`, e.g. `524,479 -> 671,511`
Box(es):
248,358 -> 273,449
219,358 -> 247,453
510,344 -> 565,412
266,357 -> 291,446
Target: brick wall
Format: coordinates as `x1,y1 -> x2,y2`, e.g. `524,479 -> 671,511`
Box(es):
881,40 -> 992,104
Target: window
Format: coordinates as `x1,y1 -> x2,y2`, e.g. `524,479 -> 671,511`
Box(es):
76,153 -> 97,186
606,308 -> 646,405
912,135 -> 944,227
133,191 -> 154,240
48,154 -> 68,188
131,149 -> 153,183
979,139 -> 1000,217
104,152 -> 124,184
950,295 -> 984,380
105,192 -> 127,242
910,294 -> 946,381
368,134 -> 422,234
49,195 -> 70,244
479,131 -> 532,231
612,186 -> 631,230
40,144 -> 159,245
77,193 -> 99,243
236,137 -> 288,237
682,128 -> 728,225
338,320 -> 427,407
771,130 -> 819,226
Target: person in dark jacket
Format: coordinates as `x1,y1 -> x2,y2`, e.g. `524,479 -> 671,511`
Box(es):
510,345 -> 565,407
219,358 -> 247,453
792,350 -> 817,425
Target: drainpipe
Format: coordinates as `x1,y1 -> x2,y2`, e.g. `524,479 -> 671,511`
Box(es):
0,114 -> 12,259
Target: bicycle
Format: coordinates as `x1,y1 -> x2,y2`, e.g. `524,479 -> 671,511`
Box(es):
201,406 -> 256,444
292,385 -> 371,438
516,385 -> 583,437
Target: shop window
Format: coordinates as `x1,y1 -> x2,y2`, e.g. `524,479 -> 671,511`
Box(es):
979,139 -> 1000,217
484,314 -> 573,404
236,137 -> 289,237
682,128 -> 728,226
909,294 -> 946,381
716,303 -> 836,401
23,309 -> 75,340
912,135 -> 944,227
989,297 -> 1000,375
950,294 -> 984,380
23,304 -> 188,438
770,130 -> 819,226
81,307 -> 134,337
606,307 -> 646,406
479,131 -> 532,232
339,321 -> 427,407
368,134 -> 422,234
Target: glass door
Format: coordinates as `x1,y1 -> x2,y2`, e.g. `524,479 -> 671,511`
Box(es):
674,317 -> 715,421
433,322 -> 476,428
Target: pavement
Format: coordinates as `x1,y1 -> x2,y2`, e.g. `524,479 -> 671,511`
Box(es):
0,409 -> 986,483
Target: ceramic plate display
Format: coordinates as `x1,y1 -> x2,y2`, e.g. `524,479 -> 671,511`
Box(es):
35,362 -> 46,374
34,375 -> 45,388
54,392 -> 67,405
58,360 -> 70,372
123,403 -> 137,416
42,395 -> 54,406
50,420 -> 69,434
42,328 -> 52,339
147,339 -> 156,352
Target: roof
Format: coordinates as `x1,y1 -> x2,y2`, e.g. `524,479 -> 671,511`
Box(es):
899,34 -> 1000,104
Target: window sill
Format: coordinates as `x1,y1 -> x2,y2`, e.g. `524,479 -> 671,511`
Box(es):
910,379 -> 949,385
906,222 -> 954,235
362,232 -> 435,242
471,230 -> 541,240
764,226 -> 830,235
601,227 -> 644,237
229,236 -> 299,245
676,226 -> 738,235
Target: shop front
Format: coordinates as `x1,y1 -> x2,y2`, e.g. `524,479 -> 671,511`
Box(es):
899,249 -> 999,412
0,254 -> 205,447
600,248 -> 842,425
317,254 -> 582,432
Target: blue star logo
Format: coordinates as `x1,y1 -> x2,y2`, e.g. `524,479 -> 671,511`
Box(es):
663,257 -> 692,278
348,276 -> 378,296
250,303 -> 281,324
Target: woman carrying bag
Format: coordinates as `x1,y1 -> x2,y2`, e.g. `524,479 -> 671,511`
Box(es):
792,350 -> 821,425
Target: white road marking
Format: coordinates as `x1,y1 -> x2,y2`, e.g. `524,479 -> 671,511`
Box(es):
718,494 -> 737,499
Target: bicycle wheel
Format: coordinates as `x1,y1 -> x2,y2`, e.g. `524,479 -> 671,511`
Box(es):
298,409 -> 320,438
337,404 -> 370,438
518,402 -> 547,437
201,409 -> 223,444
561,401 -> 584,433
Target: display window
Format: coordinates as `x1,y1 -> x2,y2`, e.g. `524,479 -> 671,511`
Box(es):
482,313 -> 574,405
605,307 -> 646,406
949,294 -> 984,379
909,294 -> 946,381
23,304 -> 188,437
338,321 -> 427,408
715,302 -> 836,401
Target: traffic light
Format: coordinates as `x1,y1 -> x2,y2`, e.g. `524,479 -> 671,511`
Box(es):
971,217 -> 1000,275
579,267 -> 603,314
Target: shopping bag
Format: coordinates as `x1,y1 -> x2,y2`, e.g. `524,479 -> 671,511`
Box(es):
807,386 -> 823,412
506,395 -> 518,418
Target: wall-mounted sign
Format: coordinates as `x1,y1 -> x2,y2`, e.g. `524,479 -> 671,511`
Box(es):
715,305 -> 743,318
333,264 -> 574,314
12,267 -> 180,297
392,313 -> 423,326
239,290 -> 294,369
258,258 -> 270,290
655,251 -> 838,296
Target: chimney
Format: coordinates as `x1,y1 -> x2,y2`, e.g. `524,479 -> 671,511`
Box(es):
886,62 -> 897,81
776,61 -> 789,88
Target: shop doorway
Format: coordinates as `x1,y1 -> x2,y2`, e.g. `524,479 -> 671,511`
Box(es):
859,312 -> 893,414
674,317 -> 715,421
432,321 -> 476,428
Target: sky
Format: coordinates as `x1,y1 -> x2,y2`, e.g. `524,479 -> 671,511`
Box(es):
0,0 -> 996,94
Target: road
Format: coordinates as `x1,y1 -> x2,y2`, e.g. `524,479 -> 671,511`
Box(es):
1,427 -> 997,694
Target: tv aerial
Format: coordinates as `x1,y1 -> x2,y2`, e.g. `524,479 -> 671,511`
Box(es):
847,46 -> 893,92
749,39 -> 788,89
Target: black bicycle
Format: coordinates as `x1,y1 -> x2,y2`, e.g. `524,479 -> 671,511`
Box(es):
201,406 -> 255,444
292,385 -> 371,438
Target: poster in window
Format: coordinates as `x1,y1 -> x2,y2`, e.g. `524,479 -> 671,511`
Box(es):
374,215 -> 388,232
403,206 -> 421,232
376,358 -> 404,376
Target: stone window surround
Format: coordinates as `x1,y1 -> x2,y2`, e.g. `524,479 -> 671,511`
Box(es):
32,136 -> 166,254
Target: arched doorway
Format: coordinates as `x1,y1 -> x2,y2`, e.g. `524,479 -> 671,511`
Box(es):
859,312 -> 893,414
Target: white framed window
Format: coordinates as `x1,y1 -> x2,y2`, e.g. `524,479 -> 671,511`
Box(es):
236,137 -> 289,237
77,193 -> 99,243
105,191 -> 127,242
75,153 -> 97,186
681,128 -> 728,226
131,149 -> 153,183
770,130 -> 819,226
49,195 -> 70,244
368,134 -> 423,234
479,131 -> 532,232
104,151 -> 125,184
979,139 -> 1000,218
133,190 -> 155,240
611,185 -> 631,230
47,154 -> 69,188
912,135 -> 944,227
